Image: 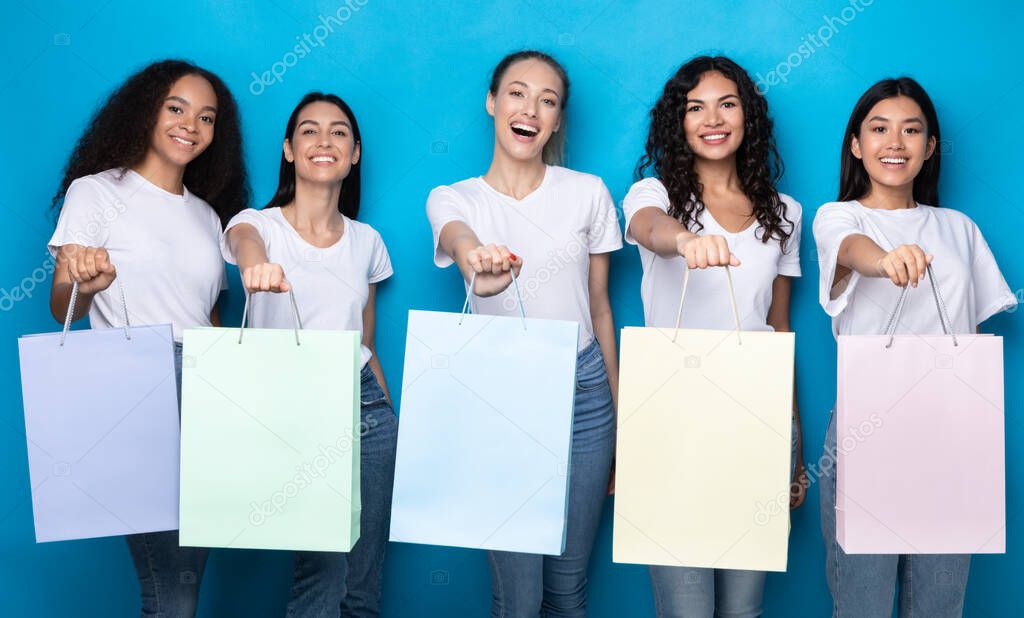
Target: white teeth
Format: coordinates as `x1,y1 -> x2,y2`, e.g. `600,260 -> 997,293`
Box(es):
880,157 -> 907,164
511,122 -> 539,135
311,156 -> 336,163
702,133 -> 728,140
172,136 -> 194,146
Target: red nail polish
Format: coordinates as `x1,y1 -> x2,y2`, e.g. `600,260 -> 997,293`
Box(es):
510,253 -> 518,261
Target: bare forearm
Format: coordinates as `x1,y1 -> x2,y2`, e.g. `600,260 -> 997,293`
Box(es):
442,225 -> 484,280
837,234 -> 888,278
366,352 -> 391,404
232,235 -> 270,272
631,209 -> 697,259
591,308 -> 618,408
50,281 -> 94,323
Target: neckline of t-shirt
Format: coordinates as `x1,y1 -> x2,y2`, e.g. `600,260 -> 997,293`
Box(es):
475,165 -> 552,204
851,199 -> 925,215
270,206 -> 349,251
700,203 -> 758,237
125,169 -> 191,202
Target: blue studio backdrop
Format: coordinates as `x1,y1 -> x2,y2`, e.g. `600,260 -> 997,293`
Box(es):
2,1 -> 1021,615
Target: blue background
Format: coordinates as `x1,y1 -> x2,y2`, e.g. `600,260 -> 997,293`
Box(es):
2,1 -> 1021,615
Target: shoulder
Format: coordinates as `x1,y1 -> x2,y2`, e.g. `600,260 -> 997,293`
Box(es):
813,200 -> 861,222
226,207 -> 277,232
626,177 -> 669,199
65,168 -> 128,198
345,216 -> 384,243
428,177 -> 480,201
777,192 -> 802,220
546,165 -> 608,194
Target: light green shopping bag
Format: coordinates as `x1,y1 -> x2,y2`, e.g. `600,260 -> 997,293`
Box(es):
179,291 -> 361,552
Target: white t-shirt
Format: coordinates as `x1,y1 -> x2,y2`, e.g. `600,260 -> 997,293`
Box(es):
48,168 -> 226,342
622,177 -> 802,331
812,200 -> 1016,337
222,207 -> 392,367
426,165 -> 623,351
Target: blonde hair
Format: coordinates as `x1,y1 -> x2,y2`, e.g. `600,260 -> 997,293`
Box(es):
488,50 -> 570,166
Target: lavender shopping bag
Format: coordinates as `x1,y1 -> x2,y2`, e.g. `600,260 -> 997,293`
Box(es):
17,282 -> 180,542
836,266 -> 1005,554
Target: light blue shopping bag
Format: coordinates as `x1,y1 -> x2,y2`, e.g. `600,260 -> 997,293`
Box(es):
390,272 -> 579,555
17,282 -> 181,542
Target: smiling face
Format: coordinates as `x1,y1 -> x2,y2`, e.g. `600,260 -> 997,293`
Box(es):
283,101 -> 360,186
148,74 -> 217,167
486,59 -> 564,163
851,95 -> 936,192
682,71 -> 745,163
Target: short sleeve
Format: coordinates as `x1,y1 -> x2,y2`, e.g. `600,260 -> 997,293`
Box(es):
812,202 -> 865,317
588,179 -> 623,254
425,186 -> 467,268
622,178 -> 670,245
48,177 -> 112,255
221,208 -> 269,265
368,228 -> 393,284
777,196 -> 802,278
969,222 -> 1017,325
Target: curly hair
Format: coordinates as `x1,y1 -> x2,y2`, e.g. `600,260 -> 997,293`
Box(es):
635,56 -> 793,248
51,59 -> 249,227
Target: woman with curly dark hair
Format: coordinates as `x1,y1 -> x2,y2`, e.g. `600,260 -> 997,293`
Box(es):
623,55 -> 805,617
46,59 -> 248,616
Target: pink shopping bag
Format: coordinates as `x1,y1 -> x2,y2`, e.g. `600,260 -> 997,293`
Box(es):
836,266 -> 1005,554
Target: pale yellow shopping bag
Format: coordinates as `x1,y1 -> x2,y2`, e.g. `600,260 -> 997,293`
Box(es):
613,267 -> 794,572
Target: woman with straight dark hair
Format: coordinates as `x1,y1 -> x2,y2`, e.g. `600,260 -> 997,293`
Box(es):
625,54 -> 806,618
47,58 -> 248,616
222,92 -> 397,616
814,77 -> 1016,617
426,50 -> 622,616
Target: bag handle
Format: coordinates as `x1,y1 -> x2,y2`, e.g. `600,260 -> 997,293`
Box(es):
60,280 -> 131,347
459,268 -> 527,330
238,288 -> 303,346
671,265 -> 743,345
883,263 -> 957,348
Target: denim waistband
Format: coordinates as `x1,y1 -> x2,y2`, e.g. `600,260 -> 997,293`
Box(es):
575,338 -> 602,367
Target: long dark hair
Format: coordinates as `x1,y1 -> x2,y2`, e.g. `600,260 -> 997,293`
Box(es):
488,50 -> 570,166
838,77 -> 941,206
265,92 -> 362,219
636,55 -> 792,247
52,59 -> 249,227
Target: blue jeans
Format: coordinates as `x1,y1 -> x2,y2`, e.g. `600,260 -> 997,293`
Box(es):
125,342 -> 209,617
488,339 -> 616,617
820,409 -> 970,617
286,363 -> 399,617
647,416 -> 800,618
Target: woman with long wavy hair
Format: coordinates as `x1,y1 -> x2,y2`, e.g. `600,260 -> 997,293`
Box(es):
623,55 -> 805,617
47,59 -> 248,616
